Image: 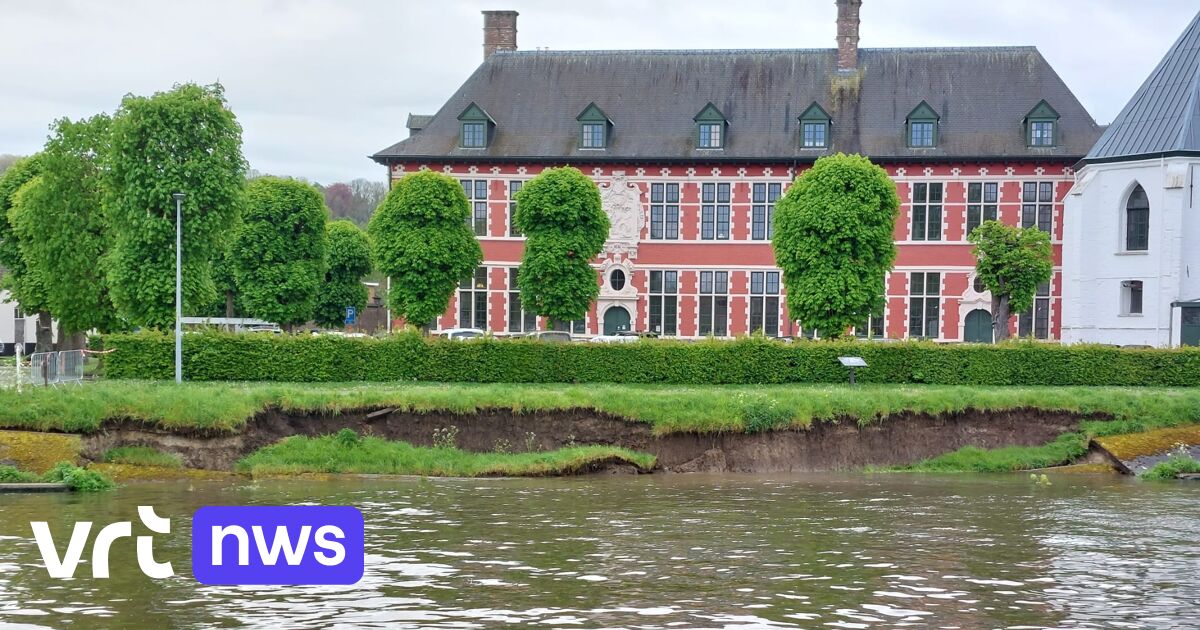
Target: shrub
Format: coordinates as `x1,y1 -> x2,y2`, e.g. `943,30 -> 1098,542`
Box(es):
1142,453 -> 1200,480
41,461 -> 116,492
0,465 -> 38,483
739,394 -> 793,433
102,330 -> 1200,387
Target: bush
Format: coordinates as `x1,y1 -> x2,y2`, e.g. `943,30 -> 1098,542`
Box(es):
1142,453 -> 1200,480
41,461 -> 116,492
102,330 -> 1200,387
0,464 -> 38,483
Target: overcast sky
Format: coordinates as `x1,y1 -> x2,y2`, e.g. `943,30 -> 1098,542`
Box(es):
1,1 -> 1195,183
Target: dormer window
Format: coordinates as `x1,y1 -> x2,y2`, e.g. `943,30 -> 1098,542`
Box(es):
799,102 -> 831,148
693,103 -> 728,149
457,102 -> 495,149
576,103 -> 612,149
906,101 -> 940,148
1024,100 -> 1060,147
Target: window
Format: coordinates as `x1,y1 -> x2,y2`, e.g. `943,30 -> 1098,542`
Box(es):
1018,282 -> 1051,339
1125,185 -> 1149,251
650,183 -> 680,240
855,307 -> 886,339
698,123 -> 723,149
910,122 -> 935,147
752,183 -> 782,240
1122,280 -> 1144,315
649,270 -> 678,336
972,275 -> 987,294
581,123 -> 605,148
507,268 -> 537,333
461,179 -> 488,236
551,319 -> 586,335
749,271 -> 781,337
461,122 -> 486,148
609,269 -> 626,291
458,267 -> 488,330
1030,121 -> 1055,146
1021,182 -> 1053,233
698,271 -> 729,336
908,272 -> 940,339
911,183 -> 943,241
508,180 -> 523,237
701,183 -> 731,240
802,122 -> 828,148
966,182 -> 998,237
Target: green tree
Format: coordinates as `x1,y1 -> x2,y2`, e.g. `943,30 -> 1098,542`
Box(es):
773,154 -> 899,338
314,220 -> 373,328
513,167 -> 609,323
104,82 -> 246,329
969,220 -> 1053,342
368,171 -> 481,329
231,177 -> 329,330
9,116 -> 122,346
0,155 -> 54,350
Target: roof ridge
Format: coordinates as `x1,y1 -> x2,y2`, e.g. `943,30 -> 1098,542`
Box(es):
493,46 -> 1038,56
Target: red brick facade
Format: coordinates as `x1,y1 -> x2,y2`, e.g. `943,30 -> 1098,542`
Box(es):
388,160 -> 1071,341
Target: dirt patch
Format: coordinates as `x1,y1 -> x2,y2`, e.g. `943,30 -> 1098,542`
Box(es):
77,407 -> 1084,474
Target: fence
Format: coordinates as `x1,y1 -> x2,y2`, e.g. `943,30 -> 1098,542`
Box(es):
26,350 -> 85,387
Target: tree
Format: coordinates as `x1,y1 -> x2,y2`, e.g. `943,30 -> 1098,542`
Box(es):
314,220 -> 373,328
230,177 -> 329,330
104,82 -> 246,329
0,155 -> 21,176
513,167 -> 609,323
9,115 -> 121,345
368,171 -> 481,329
0,155 -> 55,350
323,182 -> 355,219
773,154 -> 899,339
969,220 -> 1053,342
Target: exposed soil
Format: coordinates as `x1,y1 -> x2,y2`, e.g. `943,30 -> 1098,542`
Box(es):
78,407 -> 1085,474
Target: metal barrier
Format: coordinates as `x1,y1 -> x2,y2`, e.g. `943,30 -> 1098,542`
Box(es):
26,350 -> 85,386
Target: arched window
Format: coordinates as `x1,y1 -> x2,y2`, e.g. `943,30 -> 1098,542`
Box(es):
1126,185 -> 1149,251
609,269 -> 626,291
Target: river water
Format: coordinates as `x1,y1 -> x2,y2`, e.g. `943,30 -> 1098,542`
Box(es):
0,474 -> 1197,629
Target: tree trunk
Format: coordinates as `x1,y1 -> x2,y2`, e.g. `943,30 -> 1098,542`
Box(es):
224,290 -> 235,318
992,293 -> 1012,342
57,331 -> 88,352
34,310 -> 54,353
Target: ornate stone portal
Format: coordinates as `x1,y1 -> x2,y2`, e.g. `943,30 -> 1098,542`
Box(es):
596,172 -> 643,331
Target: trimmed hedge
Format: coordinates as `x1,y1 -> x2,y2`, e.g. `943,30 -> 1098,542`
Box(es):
102,331 -> 1200,386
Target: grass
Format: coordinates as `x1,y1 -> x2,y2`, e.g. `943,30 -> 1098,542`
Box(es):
102,446 -> 182,468
1141,454 -> 1200,480
237,431 -> 656,477
0,461 -> 114,491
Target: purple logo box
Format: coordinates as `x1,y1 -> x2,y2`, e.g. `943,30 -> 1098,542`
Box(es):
192,506 -> 364,585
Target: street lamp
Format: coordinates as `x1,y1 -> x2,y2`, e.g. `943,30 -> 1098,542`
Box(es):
173,192 -> 185,384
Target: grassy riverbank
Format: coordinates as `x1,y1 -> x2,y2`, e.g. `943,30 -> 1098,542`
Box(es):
237,432 -> 655,477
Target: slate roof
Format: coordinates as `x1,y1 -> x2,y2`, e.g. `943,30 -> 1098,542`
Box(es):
373,47 -> 1101,164
1084,12 -> 1200,163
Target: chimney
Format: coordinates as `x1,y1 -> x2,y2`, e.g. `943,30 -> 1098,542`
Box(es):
835,0 -> 862,72
482,10 -> 519,59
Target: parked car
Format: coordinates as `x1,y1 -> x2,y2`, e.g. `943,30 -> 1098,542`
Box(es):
439,328 -> 486,341
523,330 -> 573,343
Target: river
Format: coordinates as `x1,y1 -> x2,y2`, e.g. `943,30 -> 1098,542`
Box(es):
0,473 -> 1197,629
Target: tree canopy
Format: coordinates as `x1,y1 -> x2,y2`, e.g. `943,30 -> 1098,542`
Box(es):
314,219 -> 373,328
103,82 -> 246,329
773,154 -> 899,338
0,155 -> 46,313
368,171 -> 482,328
231,177 -> 329,329
8,115 -> 122,335
969,220 -> 1053,342
513,167 -> 609,323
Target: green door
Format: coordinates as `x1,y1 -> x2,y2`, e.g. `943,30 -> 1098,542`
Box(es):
1182,307 -> 1200,346
603,306 -> 632,335
964,309 -> 993,343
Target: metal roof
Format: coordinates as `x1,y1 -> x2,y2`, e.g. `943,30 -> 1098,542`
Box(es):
1084,12 -> 1200,163
373,47 -> 1101,164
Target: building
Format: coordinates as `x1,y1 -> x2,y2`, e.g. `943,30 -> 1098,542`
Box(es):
372,1 -> 1102,340
1062,12 -> 1200,347
0,290 -> 42,355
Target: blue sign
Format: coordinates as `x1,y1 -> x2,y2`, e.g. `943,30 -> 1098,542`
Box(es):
345,306 -> 357,325
191,505 -> 364,585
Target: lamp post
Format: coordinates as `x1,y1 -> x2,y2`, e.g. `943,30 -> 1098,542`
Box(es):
173,192 -> 185,384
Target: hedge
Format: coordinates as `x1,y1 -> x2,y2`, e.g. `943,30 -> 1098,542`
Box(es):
101,331 -> 1200,386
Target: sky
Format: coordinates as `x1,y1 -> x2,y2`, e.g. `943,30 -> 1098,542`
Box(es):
1,0 -> 1195,184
